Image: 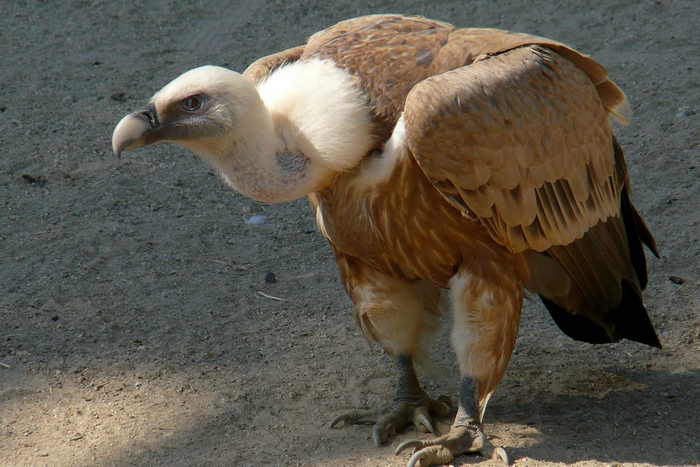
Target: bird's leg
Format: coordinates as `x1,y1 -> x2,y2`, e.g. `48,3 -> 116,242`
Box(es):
331,354 -> 453,447
395,376 -> 508,466
394,263 -> 521,466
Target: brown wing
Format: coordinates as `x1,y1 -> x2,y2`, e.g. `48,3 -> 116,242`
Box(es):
242,45 -> 305,84
405,45 -> 621,254
405,45 -> 660,346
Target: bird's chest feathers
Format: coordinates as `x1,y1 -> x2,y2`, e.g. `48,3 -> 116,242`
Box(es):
317,154 -> 477,286
317,190 -> 384,258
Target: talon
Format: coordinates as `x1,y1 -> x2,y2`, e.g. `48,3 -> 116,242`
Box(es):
330,410 -> 375,428
372,425 -> 385,448
395,438 -> 425,456
407,449 -> 428,467
414,410 -> 435,434
493,446 -> 509,465
406,445 -> 454,467
329,414 -> 346,428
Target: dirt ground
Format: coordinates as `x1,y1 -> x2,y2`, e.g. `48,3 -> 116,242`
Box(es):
1,0 -> 698,466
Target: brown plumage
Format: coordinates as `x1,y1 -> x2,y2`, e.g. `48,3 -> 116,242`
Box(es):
112,14 -> 660,466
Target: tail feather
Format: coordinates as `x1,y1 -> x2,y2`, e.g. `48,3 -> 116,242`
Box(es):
632,201 -> 660,258
540,279 -> 660,348
608,280 -> 661,348
541,295 -> 617,344
536,135 -> 660,347
620,190 -> 650,289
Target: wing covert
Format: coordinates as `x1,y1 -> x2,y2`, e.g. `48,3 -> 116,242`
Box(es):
405,45 -> 623,253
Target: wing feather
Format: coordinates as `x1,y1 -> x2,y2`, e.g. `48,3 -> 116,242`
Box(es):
405,45 -> 620,253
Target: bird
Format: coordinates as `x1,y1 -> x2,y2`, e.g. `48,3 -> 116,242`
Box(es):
112,14 -> 660,466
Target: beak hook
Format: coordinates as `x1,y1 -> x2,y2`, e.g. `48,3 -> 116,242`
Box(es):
112,105 -> 157,158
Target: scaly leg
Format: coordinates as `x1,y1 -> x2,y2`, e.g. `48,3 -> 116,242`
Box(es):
331,354 -> 453,447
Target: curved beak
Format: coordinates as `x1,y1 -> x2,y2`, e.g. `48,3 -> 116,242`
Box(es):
112,105 -> 158,158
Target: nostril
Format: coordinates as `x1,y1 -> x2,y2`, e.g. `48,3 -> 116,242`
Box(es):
139,110 -> 156,126
137,104 -> 158,127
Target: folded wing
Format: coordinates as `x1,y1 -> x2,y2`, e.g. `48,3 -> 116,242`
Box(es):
405,45 -> 660,346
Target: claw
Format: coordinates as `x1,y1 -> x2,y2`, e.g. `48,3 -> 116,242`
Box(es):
490,446 -> 509,465
407,449 -> 428,467
406,446 -> 453,467
329,410 -> 375,428
329,414 -> 346,429
395,438 -> 425,456
476,431 -> 510,465
372,424 -> 387,448
413,408 -> 435,434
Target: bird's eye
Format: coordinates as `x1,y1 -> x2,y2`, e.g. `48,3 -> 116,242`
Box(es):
181,95 -> 202,111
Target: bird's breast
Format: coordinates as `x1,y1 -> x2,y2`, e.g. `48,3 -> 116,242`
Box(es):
316,154 -> 494,287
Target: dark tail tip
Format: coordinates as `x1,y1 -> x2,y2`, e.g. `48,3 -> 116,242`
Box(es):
540,280 -> 661,349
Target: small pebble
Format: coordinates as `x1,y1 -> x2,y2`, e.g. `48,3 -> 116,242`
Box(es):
246,215 -> 266,225
669,276 -> 685,285
265,272 -> 277,284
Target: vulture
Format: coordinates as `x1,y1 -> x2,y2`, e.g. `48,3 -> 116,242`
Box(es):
112,15 -> 660,466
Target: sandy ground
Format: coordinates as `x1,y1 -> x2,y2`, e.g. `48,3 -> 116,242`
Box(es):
1,0 -> 698,466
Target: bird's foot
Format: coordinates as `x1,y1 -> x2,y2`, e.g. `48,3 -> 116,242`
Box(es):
330,394 -> 453,447
395,422 -> 509,467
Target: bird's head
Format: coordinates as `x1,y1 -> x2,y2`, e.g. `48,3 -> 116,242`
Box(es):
112,65 -> 264,159
112,60 -> 376,203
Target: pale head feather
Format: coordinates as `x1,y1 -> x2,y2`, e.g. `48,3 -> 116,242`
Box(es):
151,65 -> 263,135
